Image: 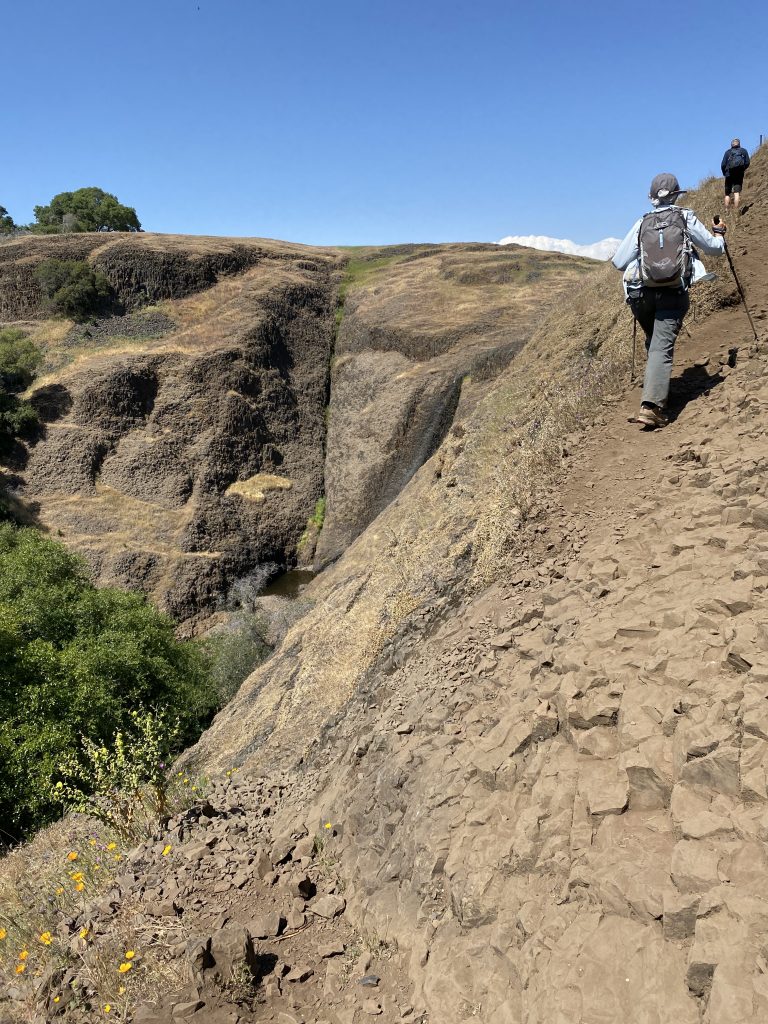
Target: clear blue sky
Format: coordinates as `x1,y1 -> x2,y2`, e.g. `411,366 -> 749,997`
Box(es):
3,0 -> 767,246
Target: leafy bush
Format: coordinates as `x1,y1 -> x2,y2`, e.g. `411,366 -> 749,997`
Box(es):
0,328 -> 43,392
0,524 -> 217,841
202,612 -> 271,706
32,187 -> 141,233
35,259 -> 115,321
51,709 -> 181,840
0,329 -> 42,456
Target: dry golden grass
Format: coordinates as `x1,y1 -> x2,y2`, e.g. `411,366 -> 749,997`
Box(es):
339,242 -> 599,362
226,473 -> 293,503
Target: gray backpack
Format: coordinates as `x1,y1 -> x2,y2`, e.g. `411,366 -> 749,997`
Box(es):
637,207 -> 692,288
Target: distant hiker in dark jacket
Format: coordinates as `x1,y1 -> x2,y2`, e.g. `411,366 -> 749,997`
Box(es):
612,173 -> 726,429
721,138 -> 750,208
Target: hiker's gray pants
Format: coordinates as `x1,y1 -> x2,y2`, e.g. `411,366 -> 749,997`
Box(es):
629,288 -> 690,407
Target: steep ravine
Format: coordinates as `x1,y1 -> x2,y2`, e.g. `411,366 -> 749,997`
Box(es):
2,235 -> 596,620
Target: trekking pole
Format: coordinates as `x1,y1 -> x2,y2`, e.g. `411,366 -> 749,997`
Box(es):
630,315 -> 637,383
714,217 -> 759,342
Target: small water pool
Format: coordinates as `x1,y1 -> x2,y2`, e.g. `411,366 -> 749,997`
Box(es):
261,568 -> 316,599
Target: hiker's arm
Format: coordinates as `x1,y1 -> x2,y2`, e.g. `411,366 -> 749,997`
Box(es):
744,151 -> 751,170
721,153 -> 728,174
686,214 -> 726,256
611,220 -> 641,271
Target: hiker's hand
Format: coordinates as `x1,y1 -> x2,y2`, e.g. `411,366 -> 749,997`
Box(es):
712,219 -> 727,235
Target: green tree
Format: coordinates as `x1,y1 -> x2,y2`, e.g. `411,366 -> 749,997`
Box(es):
0,206 -> 16,234
33,187 -> 141,233
0,329 -> 42,457
35,259 -> 115,321
0,524 -> 217,840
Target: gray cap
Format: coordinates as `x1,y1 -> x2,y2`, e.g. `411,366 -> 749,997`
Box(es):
649,173 -> 686,201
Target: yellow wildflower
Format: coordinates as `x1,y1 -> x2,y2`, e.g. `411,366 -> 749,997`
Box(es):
75,882 -> 85,892
66,852 -> 78,862
15,963 -> 26,974
39,932 -> 53,946
162,844 -> 172,856
114,854 -> 122,862
55,887 -> 64,895
124,950 -> 135,960
54,996 -> 60,1003
89,838 -> 97,847
324,822 -> 332,830
104,1004 -> 112,1014
0,927 -> 6,940
19,950 -> 28,961
79,928 -> 89,940
106,842 -> 117,851
118,962 -> 132,974
118,985 -> 126,994
70,872 -> 84,882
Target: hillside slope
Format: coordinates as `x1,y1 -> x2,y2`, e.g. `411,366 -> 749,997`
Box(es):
0,237 -> 594,619
1,235 -> 342,621
318,244 -> 594,566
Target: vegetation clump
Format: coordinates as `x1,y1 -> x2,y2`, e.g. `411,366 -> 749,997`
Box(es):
202,613 -> 271,706
35,258 -> 115,321
0,328 -> 42,457
0,523 -> 217,841
0,205 -> 16,235
32,187 -> 141,234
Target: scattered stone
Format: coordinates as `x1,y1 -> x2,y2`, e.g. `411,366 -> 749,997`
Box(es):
309,895 -> 346,919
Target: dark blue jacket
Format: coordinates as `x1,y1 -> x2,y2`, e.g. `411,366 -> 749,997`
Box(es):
722,146 -> 750,176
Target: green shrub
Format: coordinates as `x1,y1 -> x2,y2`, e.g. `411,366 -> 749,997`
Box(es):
0,329 -> 42,456
35,259 -> 115,321
202,612 -> 271,706
0,328 -> 43,392
0,524 -> 217,841
51,709 -> 181,840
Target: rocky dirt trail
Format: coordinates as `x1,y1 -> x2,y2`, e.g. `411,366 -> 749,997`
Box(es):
261,208 -> 768,1022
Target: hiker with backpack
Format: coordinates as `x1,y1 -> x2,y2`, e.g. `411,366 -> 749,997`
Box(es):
721,138 -> 750,208
612,173 -> 726,429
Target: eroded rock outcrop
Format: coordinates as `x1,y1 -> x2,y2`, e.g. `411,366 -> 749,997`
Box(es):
12,242 -> 341,619
315,244 -> 597,566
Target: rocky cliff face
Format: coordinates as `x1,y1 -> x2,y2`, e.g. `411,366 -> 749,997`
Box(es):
2,236 -> 341,620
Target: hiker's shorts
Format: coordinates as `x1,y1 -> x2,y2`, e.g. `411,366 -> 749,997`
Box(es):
725,172 -> 744,195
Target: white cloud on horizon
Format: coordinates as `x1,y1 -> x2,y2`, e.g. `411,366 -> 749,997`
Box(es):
498,234 -> 620,261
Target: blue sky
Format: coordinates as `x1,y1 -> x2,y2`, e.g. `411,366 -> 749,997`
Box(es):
3,0 -> 767,246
